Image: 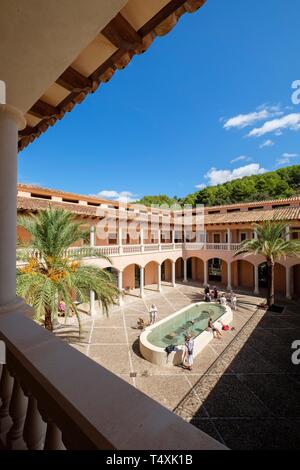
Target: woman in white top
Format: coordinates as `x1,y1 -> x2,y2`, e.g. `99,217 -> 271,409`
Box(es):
230,292 -> 237,311
149,304 -> 158,325
220,294 -> 227,306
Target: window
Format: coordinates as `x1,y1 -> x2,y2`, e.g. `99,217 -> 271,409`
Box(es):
248,206 -> 263,211
62,198 -> 79,204
240,233 -> 247,242
227,208 -> 240,213
208,210 -> 220,214
31,193 -> 51,200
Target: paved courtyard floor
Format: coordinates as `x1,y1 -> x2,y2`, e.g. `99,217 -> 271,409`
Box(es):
55,283 -> 300,450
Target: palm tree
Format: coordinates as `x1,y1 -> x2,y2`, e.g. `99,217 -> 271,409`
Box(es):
234,221 -> 300,307
16,208 -> 119,332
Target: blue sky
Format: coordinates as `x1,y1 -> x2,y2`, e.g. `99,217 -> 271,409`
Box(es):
19,0 -> 300,201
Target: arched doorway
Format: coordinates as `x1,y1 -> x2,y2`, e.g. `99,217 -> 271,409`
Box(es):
293,264 -> 300,299
208,258 -> 227,286
144,261 -> 158,287
175,258 -> 184,281
231,260 -> 254,291
161,259 -> 172,282
123,264 -> 141,290
186,257 -> 204,282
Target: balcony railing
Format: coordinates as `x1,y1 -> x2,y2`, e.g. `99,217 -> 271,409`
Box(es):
17,242 -> 242,263
0,309 -> 225,450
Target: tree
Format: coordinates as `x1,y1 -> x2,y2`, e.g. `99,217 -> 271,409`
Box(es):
16,208 -> 119,332
234,221 -> 300,307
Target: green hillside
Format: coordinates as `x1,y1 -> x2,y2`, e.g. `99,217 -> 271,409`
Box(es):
137,165 -> 300,207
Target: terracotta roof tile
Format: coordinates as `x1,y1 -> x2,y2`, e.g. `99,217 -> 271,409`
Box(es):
205,207 -> 300,225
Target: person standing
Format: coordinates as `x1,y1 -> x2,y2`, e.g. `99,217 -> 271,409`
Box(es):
149,304 -> 158,325
220,293 -> 227,307
183,334 -> 194,371
230,291 -> 237,311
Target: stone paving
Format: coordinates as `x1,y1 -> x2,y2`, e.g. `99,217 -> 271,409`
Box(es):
54,283 -> 300,449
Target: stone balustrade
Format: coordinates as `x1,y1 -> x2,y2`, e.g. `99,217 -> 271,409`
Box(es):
0,309 -> 226,450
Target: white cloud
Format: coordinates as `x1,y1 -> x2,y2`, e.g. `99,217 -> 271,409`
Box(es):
223,106 -> 282,130
203,163 -> 267,186
276,153 -> 299,165
259,139 -> 274,149
230,155 -> 250,164
195,183 -> 206,190
248,113 -> 300,137
95,190 -> 139,203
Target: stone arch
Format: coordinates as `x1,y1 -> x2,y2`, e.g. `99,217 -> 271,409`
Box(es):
122,263 -> 141,290
231,259 -> 255,291
144,260 -> 159,286
185,256 -> 204,282
207,257 -> 228,287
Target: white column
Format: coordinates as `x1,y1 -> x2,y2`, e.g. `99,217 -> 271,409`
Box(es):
227,228 -> 231,250
172,230 -> 175,249
118,271 -> 123,306
171,261 -> 176,287
286,267 -> 292,300
89,290 -> 96,316
90,226 -> 95,247
158,229 -> 161,251
285,225 -> 290,241
254,228 -> 258,240
140,228 -> 144,252
140,267 -> 144,298
254,265 -> 259,295
118,227 -> 123,254
183,259 -> 188,282
157,264 -> 162,292
0,100 -> 26,310
227,263 -> 232,291
204,260 -> 208,286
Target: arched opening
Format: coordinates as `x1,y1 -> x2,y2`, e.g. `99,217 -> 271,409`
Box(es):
104,266 -> 118,287
274,264 -> 286,297
208,258 -> 227,286
161,259 -> 172,282
232,260 -> 254,291
292,264 -> 300,299
258,262 -> 287,297
175,258 -> 184,281
258,262 -> 268,288
144,261 -> 158,287
186,257 -> 204,282
123,264 -> 141,290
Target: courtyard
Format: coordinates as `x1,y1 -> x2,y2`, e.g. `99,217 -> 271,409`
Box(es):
53,283 -> 300,449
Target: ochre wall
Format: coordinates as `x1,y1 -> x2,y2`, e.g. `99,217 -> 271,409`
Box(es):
145,262 -> 157,285
293,265 -> 300,297
123,265 -> 136,289
239,261 -> 254,289
274,264 -> 286,295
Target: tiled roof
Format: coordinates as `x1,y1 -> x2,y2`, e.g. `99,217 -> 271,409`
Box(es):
205,207 -> 300,225
205,196 -> 300,212
17,197 -> 98,218
17,196 -> 300,225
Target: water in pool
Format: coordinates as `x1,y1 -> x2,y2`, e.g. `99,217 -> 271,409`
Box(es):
147,303 -> 225,348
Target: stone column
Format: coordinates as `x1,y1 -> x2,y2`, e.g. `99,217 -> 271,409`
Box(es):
157,264 -> 162,292
286,266 -> 292,300
285,225 -> 290,241
140,267 -> 144,298
227,228 -> 231,250
204,260 -> 208,286
118,271 -> 123,306
254,265 -> 259,295
183,259 -> 188,283
118,227 -> 123,254
140,228 -> 144,252
0,99 -> 26,311
89,290 -> 96,316
158,229 -> 161,251
90,226 -> 95,247
171,261 -> 176,288
172,230 -> 175,249
227,263 -> 232,291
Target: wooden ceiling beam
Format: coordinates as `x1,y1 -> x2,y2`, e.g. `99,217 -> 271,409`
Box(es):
29,100 -> 59,119
102,13 -> 142,50
138,0 -> 186,37
56,67 -> 92,92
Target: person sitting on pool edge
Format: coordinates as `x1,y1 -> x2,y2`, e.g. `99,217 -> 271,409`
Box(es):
208,317 -> 222,339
